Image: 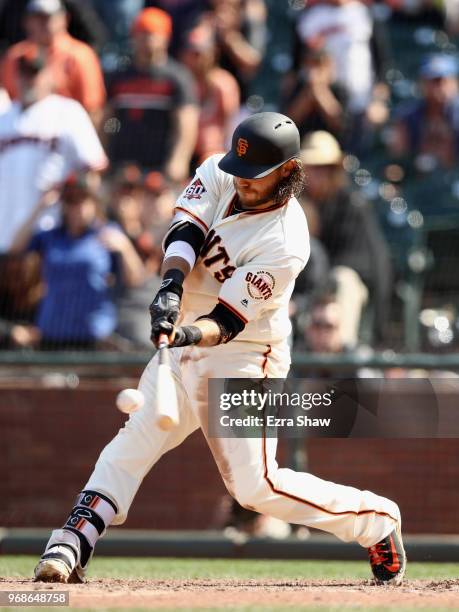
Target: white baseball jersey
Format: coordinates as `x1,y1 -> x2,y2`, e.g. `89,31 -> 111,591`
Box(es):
164,154 -> 310,343
0,94 -> 107,252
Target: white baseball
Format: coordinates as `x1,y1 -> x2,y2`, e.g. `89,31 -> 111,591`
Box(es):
116,388 -> 145,414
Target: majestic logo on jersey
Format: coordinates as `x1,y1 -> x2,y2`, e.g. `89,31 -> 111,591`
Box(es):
236,138 -> 249,157
245,271 -> 275,300
184,178 -> 206,200
200,229 -> 235,283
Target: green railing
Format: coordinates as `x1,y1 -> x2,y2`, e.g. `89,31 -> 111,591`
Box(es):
0,350 -> 458,370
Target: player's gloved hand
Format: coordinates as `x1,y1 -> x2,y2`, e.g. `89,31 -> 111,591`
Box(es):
149,275 -> 183,345
151,319 -> 203,348
150,318 -> 176,346
168,325 -> 202,348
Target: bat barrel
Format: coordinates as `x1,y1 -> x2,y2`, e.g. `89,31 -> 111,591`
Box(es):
155,331 -> 179,430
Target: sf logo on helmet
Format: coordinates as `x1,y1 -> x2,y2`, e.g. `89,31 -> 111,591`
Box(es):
236,138 -> 249,157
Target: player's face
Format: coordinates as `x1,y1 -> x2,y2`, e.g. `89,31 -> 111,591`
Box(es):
233,165 -> 289,209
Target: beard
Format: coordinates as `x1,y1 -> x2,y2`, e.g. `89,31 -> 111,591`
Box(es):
234,160 -> 306,210
237,190 -> 276,208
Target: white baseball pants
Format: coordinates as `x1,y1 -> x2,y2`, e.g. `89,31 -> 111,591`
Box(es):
85,340 -> 400,548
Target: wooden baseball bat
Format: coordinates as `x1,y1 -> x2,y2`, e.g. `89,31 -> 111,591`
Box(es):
155,333 -> 180,431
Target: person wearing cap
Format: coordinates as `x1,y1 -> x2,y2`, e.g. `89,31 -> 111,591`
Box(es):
134,0 -> 209,58
389,54 -> 459,169
105,7 -> 199,184
0,0 -> 107,52
9,172 -> 144,349
1,0 -> 106,125
301,131 -> 392,346
34,112 -> 405,588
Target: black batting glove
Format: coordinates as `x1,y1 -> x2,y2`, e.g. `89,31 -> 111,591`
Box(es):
150,318 -> 175,345
168,325 -> 203,348
150,320 -> 203,349
149,275 -> 183,345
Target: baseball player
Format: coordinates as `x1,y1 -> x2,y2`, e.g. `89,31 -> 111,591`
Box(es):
34,112 -> 406,586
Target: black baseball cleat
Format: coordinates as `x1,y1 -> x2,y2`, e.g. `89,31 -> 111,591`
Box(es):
368,524 -> 406,585
34,545 -> 82,584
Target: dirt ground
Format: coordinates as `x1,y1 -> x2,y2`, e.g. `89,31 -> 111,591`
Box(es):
2,577 -> 459,609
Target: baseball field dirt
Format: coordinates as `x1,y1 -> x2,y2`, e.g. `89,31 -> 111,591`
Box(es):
1,557 -> 459,610
2,576 -> 459,609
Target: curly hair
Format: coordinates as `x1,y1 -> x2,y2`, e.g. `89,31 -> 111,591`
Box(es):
274,158 -> 306,206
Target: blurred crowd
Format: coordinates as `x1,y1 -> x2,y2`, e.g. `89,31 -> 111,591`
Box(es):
1,0 -> 459,353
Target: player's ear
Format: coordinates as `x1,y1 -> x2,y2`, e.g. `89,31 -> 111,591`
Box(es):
280,160 -> 295,178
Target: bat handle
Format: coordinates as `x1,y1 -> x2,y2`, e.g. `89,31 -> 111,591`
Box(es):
158,333 -> 170,364
158,333 -> 169,349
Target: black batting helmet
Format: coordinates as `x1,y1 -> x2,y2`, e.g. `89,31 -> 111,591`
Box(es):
218,112 -> 300,179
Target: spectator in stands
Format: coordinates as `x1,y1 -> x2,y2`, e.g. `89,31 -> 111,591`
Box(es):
209,0 -> 267,104
180,22 -> 240,168
142,170 -> 176,255
0,0 -> 108,53
109,165 -> 162,275
147,0 -> 210,58
389,54 -> 459,171
297,0 -> 391,153
290,238 -> 331,343
445,0 -> 459,34
284,44 -> 348,143
301,131 -> 392,346
105,7 -> 199,185
386,0 -> 445,27
59,0 -> 108,51
1,0 -> 106,126
91,0 -> 143,53
0,50 -> 107,255
300,298 -> 347,355
9,173 -> 144,350
0,51 -> 107,320
293,297 -> 363,438
108,165 -> 162,349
